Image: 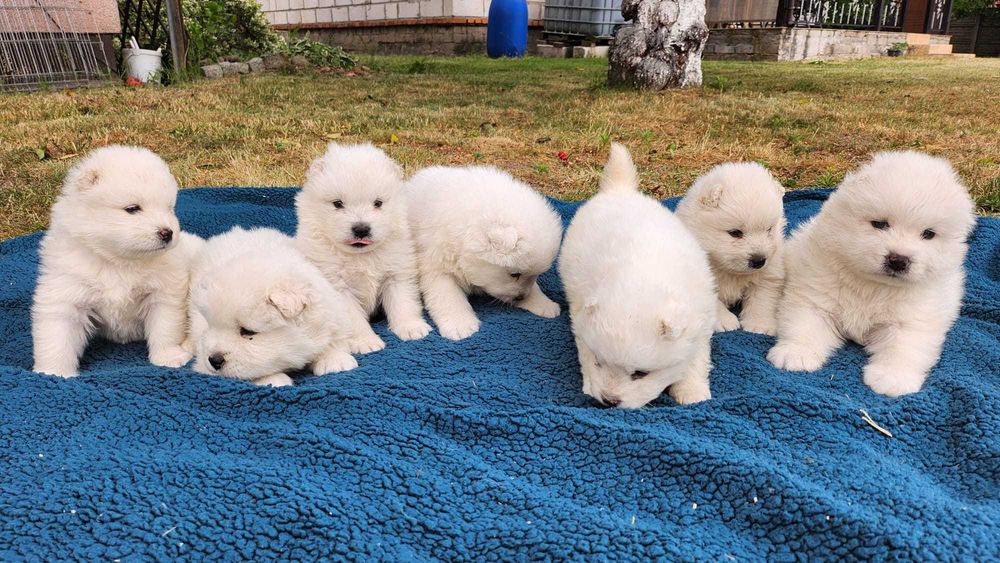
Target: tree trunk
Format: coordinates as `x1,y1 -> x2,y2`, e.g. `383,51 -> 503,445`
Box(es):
608,0 -> 710,89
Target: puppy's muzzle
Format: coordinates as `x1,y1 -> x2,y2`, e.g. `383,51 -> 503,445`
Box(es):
208,353 -> 226,370
748,254 -> 766,270
600,394 -> 621,408
157,228 -> 173,244
883,252 -> 911,275
351,223 -> 371,239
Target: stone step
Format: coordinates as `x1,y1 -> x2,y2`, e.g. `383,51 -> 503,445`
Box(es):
949,53 -> 976,58
905,32 -> 932,45
911,43 -> 953,55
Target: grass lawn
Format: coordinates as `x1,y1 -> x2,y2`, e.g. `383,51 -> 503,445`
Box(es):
1,55 -> 998,239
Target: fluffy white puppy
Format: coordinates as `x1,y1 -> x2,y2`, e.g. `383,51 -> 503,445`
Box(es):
768,151 -> 976,397
676,162 -> 786,335
560,144 -> 716,408
32,145 -> 202,377
406,164 -> 563,340
296,142 -> 430,352
188,227 -> 358,387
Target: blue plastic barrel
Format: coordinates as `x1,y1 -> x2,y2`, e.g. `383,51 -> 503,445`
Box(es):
486,0 -> 528,58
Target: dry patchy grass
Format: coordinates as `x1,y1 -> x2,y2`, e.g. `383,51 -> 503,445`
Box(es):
1,55 -> 998,239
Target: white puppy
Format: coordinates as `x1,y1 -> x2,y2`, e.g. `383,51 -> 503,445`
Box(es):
32,145 -> 202,377
768,151 -> 976,397
189,227 -> 358,387
297,143 -> 430,352
406,165 -> 563,340
676,162 -> 786,335
560,144 -> 716,408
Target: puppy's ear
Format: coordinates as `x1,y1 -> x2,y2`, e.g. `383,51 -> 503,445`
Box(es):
699,184 -> 724,208
485,224 -> 520,255
65,162 -> 102,193
659,300 -> 692,341
772,179 -> 785,199
267,281 -> 312,319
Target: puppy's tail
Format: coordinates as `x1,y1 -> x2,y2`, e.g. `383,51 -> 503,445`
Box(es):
599,143 -> 639,194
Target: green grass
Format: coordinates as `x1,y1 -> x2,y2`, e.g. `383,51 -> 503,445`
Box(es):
2,55 -> 999,239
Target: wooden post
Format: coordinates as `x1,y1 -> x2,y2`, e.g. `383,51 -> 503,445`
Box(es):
164,0 -> 186,75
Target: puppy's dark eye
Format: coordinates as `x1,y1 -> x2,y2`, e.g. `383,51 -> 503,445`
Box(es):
922,229 -> 936,240
871,220 -> 889,230
727,229 -> 743,239
631,370 -> 649,380
373,199 -> 383,208
124,205 -> 142,214
510,272 -> 522,279
239,327 -> 257,338
332,200 -> 344,209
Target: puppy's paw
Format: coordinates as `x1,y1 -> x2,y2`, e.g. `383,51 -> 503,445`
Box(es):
521,298 -> 561,319
33,363 -> 79,378
348,333 -> 386,355
149,345 -> 193,368
313,349 -> 359,374
767,342 -> 827,372
863,363 -> 925,397
390,319 -> 432,341
437,315 -> 481,341
714,309 -> 741,332
254,373 -> 294,387
669,377 -> 712,405
740,314 -> 777,336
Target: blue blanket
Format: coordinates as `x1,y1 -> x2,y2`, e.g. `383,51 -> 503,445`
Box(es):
0,188 -> 997,560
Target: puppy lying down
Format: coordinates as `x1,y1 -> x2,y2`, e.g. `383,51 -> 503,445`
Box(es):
188,227 -> 358,387
768,151 -> 976,397
32,145 -> 202,377
560,144 -> 717,408
676,162 -> 786,335
406,165 -> 563,340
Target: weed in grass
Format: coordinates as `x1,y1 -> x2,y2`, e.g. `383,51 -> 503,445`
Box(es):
706,76 -> 737,92
639,129 -> 654,142
534,163 -> 550,173
406,58 -> 434,74
814,170 -> 842,188
979,180 -> 1000,213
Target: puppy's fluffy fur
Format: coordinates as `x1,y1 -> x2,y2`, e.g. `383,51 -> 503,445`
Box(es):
406,165 -> 563,340
768,151 -> 975,397
560,144 -> 716,408
676,162 -> 786,335
189,227 -> 358,387
297,143 -> 430,352
32,145 -> 202,376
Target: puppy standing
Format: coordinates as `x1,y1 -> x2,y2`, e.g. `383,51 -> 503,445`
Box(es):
560,144 -> 716,408
296,143 -> 430,351
189,227 -> 358,387
676,163 -> 786,335
32,146 -> 202,376
406,165 -> 563,340
768,151 -> 976,396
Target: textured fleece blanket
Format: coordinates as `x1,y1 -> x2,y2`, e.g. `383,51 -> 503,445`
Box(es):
0,188 -> 997,560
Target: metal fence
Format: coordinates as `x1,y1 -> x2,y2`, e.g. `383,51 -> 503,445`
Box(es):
783,0 -> 909,30
0,2 -> 112,92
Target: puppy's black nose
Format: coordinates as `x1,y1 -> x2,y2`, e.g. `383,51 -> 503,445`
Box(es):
157,228 -> 173,243
513,293 -> 526,302
351,223 -> 371,238
884,252 -> 911,273
602,395 -> 621,408
208,353 -> 225,370
749,255 -> 766,270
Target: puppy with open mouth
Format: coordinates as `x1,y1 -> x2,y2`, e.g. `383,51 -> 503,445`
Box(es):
560,144 -> 717,408
297,142 -> 431,352
189,227 -> 358,387
406,165 -> 563,340
676,162 -> 787,335
32,145 -> 203,377
768,151 -> 976,396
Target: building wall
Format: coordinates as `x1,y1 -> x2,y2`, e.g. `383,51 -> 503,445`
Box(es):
0,0 -> 120,34
258,0 -> 545,27
302,24 -> 542,54
704,28 -> 910,60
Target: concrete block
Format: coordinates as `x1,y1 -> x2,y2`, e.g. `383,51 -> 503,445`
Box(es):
263,53 -> 289,70
734,44 -> 754,54
276,0 -> 289,9
219,61 -> 241,76
288,0 -> 304,9
318,0 -> 336,6
537,44 -> 568,57
301,8 -> 317,23
398,1 -> 419,17
366,3 -> 385,19
236,62 -> 251,74
452,0 -> 485,17
348,5 -> 365,19
334,0 -> 351,5
331,6 -> 349,20
270,11 -> 288,24
287,10 -> 302,24
420,0 -> 444,17
304,0 -> 318,7
201,64 -> 222,79
384,3 -> 397,18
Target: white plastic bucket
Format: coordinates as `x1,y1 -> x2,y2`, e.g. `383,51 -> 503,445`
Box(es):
122,48 -> 163,83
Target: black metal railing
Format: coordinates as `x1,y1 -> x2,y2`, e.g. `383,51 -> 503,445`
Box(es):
924,0 -> 951,33
780,0 -> 909,30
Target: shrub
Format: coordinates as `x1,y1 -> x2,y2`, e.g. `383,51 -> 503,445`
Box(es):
182,0 -> 278,64
276,32 -> 357,69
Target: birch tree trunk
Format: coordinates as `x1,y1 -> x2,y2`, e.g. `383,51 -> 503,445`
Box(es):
608,0 -> 710,89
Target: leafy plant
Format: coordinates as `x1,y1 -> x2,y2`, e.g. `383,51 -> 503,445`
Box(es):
183,0 -> 278,64
952,0 -> 1000,18
890,42 -> 909,51
276,32 -> 357,69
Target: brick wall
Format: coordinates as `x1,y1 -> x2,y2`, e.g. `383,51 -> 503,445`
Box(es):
704,28 -> 909,61
258,0 -> 546,27
302,24 -> 543,54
